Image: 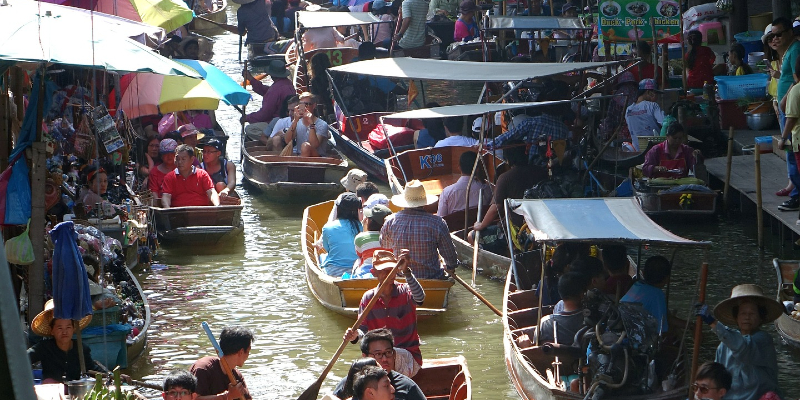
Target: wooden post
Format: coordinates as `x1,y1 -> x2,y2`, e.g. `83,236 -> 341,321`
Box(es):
755,148 -> 764,249
661,43 -> 668,89
28,142 -> 47,321
1,71 -> 9,171
723,126 -> 734,212
689,262 -> 709,394
679,16 -> 687,92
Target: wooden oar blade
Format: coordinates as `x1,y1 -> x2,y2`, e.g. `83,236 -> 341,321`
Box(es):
296,377 -> 324,400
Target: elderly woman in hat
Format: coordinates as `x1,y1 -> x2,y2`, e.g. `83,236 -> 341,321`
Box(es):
320,193 -> 364,277
696,284 -> 782,400
28,300 -> 106,384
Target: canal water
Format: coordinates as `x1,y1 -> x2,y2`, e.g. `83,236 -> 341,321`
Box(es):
129,7 -> 800,399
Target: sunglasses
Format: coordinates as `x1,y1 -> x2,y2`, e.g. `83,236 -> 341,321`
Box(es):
691,383 -> 719,395
300,101 -> 315,106
772,28 -> 791,37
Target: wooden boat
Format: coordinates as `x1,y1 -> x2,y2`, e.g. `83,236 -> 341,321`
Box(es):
150,204 -> 244,245
125,264 -> 151,363
189,0 -> 228,35
501,198 -> 709,400
631,169 -> 718,217
302,200 -> 454,318
241,140 -> 348,202
773,259 -> 800,348
412,356 -> 471,400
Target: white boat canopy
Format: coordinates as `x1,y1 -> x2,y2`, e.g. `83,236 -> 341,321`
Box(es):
485,16 -> 586,30
329,58 -> 617,81
508,198 -> 711,246
296,11 -> 385,28
381,101 -> 565,119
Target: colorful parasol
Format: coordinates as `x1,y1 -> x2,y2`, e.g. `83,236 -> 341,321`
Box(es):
39,0 -> 194,33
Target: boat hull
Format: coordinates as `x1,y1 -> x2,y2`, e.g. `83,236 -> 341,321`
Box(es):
414,356 -> 472,400
126,265 -> 151,363
451,230 -> 510,280
302,201 -> 453,318
151,205 -> 244,246
772,259 -> 800,347
636,190 -> 718,217
189,0 -> 228,35
330,128 -> 389,182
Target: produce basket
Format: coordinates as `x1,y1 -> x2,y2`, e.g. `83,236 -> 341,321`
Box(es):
715,74 -> 768,100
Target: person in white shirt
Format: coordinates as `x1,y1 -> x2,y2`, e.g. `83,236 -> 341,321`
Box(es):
624,79 -> 665,151
434,116 -> 479,148
437,151 -> 493,217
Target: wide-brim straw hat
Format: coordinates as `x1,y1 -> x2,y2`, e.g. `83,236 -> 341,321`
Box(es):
32,299 -> 93,337
713,284 -> 784,326
372,249 -> 399,271
390,179 -> 438,208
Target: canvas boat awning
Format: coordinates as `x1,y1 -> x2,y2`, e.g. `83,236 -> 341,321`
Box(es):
329,58 -> 617,81
485,16 -> 586,30
296,11 -> 385,28
508,198 -> 710,246
382,102 -> 559,119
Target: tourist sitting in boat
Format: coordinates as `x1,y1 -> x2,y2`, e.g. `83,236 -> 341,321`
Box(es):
283,92 -> 332,157
415,103 -> 447,148
237,0 -> 279,46
370,0 -> 395,48
178,123 -> 202,149
620,255 -> 672,334
242,60 -> 294,142
539,273 -> 587,345
729,43 -> 754,76
600,244 -> 633,298
382,181 -> 458,279
471,141 -> 548,254
642,122 -> 703,178
434,116 -> 479,148
161,144 -> 220,208
333,358 -> 380,400
437,151 -> 493,217
191,325 -> 254,400
321,193 -> 363,276
261,95 -> 299,150
549,256 -> 605,314
695,284 -> 782,400
685,29 -> 717,89
357,329 -> 425,383
394,0 -> 428,49
624,79 -> 665,151
148,138 -> 178,198
343,249 -> 425,375
353,204 -> 393,279
353,366 -> 397,400
200,138 -> 236,196
427,0 -> 458,20
28,299 -> 107,384
179,37 -> 201,60
692,362 -> 732,400
162,370 -> 198,400
453,0 -> 480,42
628,41 -> 662,86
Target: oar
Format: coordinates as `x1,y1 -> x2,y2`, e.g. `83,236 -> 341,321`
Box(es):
238,34 -> 243,64
449,272 -> 501,316
202,322 -> 243,400
295,257 -> 406,400
471,188 -> 483,286
196,16 -> 239,35
88,370 -> 162,391
689,262 -> 709,397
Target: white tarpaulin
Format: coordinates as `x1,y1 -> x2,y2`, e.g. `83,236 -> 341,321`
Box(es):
486,16 -> 586,30
297,11 -> 384,28
382,102 -> 564,119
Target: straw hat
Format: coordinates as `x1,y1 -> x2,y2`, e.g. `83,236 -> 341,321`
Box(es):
713,284 -> 784,326
372,250 -> 399,271
390,180 -> 438,208
341,169 -> 368,192
31,299 -> 93,337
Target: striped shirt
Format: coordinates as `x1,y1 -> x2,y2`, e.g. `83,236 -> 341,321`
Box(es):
358,273 -> 425,365
380,209 -> 458,279
399,0 -> 430,49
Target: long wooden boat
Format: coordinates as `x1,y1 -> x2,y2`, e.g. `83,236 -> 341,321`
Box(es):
412,356 -> 471,400
773,259 -> 800,348
501,198 -> 710,400
302,200 -> 454,318
241,140 -> 348,202
125,264 -> 151,363
189,0 -> 228,35
631,170 -> 717,217
150,204 -> 244,245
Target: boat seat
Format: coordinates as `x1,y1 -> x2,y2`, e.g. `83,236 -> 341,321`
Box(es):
449,382 -> 468,400
507,289 -> 539,311
519,346 -> 581,377
507,306 -> 553,330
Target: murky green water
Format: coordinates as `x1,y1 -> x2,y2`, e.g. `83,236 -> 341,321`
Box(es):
127,7 -> 800,399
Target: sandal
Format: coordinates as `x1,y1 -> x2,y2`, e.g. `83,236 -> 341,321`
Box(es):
777,188 -> 793,196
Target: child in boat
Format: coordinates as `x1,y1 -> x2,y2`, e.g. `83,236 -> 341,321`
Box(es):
692,362 -> 732,400
696,284 -> 783,400
352,204 -> 393,279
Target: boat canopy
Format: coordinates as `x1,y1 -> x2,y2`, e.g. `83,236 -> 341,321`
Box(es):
381,102 -> 563,119
329,58 -> 617,81
485,16 -> 586,30
508,198 -> 710,247
296,11 -> 384,28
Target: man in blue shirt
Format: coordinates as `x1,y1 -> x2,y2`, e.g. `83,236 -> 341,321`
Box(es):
621,255 -> 672,334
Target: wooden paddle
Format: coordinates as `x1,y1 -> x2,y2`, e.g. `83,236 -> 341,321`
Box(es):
471,188 -> 483,286
295,257 -> 406,400
689,262 -> 709,396
197,16 -> 239,35
202,322 -> 243,400
449,272 -> 501,317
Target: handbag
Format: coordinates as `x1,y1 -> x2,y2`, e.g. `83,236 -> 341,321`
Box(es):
5,219 -> 34,265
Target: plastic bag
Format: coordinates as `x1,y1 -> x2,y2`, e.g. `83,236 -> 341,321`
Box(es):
5,157 -> 31,225
6,219 -> 34,265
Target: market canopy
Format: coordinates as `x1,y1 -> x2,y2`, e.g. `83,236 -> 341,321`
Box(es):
509,198 -> 710,246
296,11 -> 385,28
0,5 -> 200,77
39,0 -> 193,33
485,16 -> 586,30
382,102 -> 563,119
329,58 -> 617,81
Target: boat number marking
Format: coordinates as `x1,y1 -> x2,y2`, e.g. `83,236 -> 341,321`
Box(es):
328,50 -> 344,66
419,154 -> 444,169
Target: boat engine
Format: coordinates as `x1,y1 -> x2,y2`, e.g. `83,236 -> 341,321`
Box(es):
580,289 -> 661,400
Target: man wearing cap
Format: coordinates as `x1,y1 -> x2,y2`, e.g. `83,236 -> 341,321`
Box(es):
395,0 -> 429,49
437,151 -> 492,217
162,144 -> 220,208
200,138 -> 237,196
624,79 -> 665,151
241,60 -> 294,141
433,116 -> 479,148
344,250 -> 426,376
381,180 -> 458,279
149,138 -> 179,197
283,92 -> 331,157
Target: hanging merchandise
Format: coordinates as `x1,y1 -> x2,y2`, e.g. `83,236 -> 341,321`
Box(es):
73,115 -> 95,160
5,156 -> 32,225
92,105 -> 125,155
6,219 -> 35,265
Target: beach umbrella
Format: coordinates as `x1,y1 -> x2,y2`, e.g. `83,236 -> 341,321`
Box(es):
118,59 -> 251,118
38,0 -> 193,33
0,4 -> 200,77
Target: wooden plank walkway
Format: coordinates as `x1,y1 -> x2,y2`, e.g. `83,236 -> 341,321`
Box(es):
706,152 -> 800,237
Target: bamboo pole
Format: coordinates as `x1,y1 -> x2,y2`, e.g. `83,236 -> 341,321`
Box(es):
689,262 -> 708,395
723,126 -> 734,212
679,16 -> 687,91
661,43 -> 668,89
755,148 -> 764,248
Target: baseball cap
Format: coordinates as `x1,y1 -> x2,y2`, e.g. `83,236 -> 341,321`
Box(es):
472,117 -> 484,133
202,138 -> 224,152
638,78 -> 663,93
159,138 -> 178,154
373,0 -> 392,9
335,192 -> 363,209
364,204 -> 392,224
364,193 -> 389,210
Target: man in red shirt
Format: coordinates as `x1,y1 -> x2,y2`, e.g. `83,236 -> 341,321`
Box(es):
161,144 -> 220,208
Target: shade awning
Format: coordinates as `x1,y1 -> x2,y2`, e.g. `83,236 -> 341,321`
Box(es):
381,102 -> 563,119
297,11 -> 385,28
329,58 -> 616,81
509,198 -> 710,246
485,16 -> 586,30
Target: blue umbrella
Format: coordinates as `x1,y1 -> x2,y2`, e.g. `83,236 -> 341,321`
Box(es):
175,59 -> 252,107
50,221 -> 93,322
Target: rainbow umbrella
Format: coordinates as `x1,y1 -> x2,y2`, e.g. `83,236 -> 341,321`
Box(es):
40,0 -> 194,32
